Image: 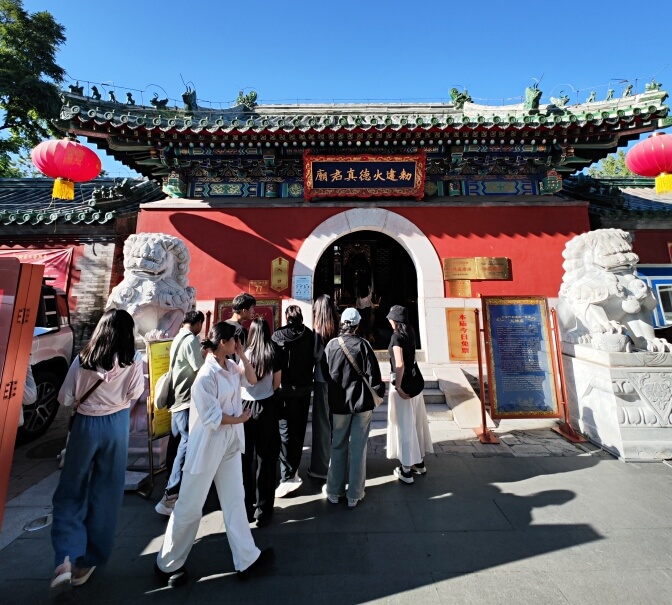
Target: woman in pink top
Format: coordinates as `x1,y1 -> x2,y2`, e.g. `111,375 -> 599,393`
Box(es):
51,309 -> 144,590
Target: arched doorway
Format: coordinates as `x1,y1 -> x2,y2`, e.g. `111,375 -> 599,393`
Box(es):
289,209 -> 447,362
314,230 -> 419,349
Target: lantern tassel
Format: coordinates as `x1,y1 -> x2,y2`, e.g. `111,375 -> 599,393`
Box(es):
656,173 -> 672,195
52,178 -> 74,200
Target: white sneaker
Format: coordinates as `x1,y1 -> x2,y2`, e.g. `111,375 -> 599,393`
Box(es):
71,565 -> 96,587
394,466 -> 414,484
155,494 -> 178,516
274,475 -> 302,498
321,484 -> 340,504
50,556 -> 71,589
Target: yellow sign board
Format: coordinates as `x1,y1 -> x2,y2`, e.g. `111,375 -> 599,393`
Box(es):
146,339 -> 173,438
271,257 -> 289,293
443,257 -> 510,281
449,279 -> 472,297
477,257 -> 510,280
446,308 -> 478,362
249,280 -> 269,295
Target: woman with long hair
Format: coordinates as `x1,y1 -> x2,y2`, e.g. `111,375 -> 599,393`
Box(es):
241,318 -> 282,527
385,306 -> 433,484
308,294 -> 339,479
51,309 -> 144,589
155,322 -> 273,587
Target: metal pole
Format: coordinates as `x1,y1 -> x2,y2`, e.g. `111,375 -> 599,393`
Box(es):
473,308 -> 499,444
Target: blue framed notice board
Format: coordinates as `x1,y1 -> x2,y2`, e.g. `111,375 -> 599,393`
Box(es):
482,296 -> 560,419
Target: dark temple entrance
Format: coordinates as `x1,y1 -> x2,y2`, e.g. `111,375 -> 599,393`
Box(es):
314,230 -> 419,349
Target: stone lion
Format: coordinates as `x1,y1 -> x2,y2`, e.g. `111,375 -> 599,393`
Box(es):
557,229 -> 671,353
106,233 -> 196,342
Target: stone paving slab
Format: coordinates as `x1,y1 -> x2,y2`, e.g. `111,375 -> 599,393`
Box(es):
2,455 -> 672,603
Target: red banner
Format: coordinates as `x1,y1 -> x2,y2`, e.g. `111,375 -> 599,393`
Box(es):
0,248 -> 73,291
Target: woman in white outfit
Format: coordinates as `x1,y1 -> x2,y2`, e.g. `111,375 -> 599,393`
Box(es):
155,321 -> 274,587
385,305 -> 433,484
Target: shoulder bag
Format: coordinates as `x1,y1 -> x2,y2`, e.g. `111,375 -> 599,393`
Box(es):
401,360 -> 425,398
154,332 -> 191,410
337,337 -> 384,407
68,377 -> 103,430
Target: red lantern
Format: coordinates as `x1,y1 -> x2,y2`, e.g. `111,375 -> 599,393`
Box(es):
31,139 -> 101,200
625,131 -> 672,194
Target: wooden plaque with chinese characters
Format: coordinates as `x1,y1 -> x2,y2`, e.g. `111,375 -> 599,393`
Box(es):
303,152 -> 426,201
446,308 -> 478,361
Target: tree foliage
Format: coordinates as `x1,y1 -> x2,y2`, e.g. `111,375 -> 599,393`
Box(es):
0,0 -> 66,176
586,150 -> 634,178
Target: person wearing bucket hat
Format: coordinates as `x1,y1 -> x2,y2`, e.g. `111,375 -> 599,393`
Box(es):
323,307 -> 385,509
385,306 -> 433,484
386,305 -> 408,324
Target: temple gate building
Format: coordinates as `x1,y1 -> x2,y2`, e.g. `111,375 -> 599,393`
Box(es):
53,83 -> 671,361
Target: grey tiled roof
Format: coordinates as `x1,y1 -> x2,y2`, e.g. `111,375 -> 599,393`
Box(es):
0,177 -> 164,225
619,186 -> 672,211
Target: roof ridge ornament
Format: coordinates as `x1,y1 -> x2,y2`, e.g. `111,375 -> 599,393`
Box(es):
524,83 -> 542,113
449,88 -> 472,110
235,90 -> 258,110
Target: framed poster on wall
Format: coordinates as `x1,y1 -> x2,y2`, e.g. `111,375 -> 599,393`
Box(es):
214,299 -> 281,332
481,296 -> 560,419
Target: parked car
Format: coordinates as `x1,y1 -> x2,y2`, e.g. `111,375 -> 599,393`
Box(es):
16,280 -> 74,445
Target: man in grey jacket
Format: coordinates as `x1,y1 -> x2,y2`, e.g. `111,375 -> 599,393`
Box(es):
155,310 -> 205,516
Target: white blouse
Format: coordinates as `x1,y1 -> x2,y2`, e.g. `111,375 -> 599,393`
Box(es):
183,354 -> 249,475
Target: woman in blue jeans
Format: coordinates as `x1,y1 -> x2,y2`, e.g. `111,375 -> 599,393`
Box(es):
323,308 -> 385,509
51,309 -> 144,589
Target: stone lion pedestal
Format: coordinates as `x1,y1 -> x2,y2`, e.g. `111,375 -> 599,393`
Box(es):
105,232 -> 197,477
562,343 -> 672,461
557,228 -> 672,461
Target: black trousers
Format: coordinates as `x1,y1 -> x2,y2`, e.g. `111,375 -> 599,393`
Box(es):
278,392 -> 312,482
241,394 -> 280,522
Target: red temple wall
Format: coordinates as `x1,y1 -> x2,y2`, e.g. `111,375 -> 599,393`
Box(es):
631,229 -> 672,264
136,203 -> 590,300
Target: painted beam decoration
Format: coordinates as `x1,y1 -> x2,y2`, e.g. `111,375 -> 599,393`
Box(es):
303,152 -> 426,201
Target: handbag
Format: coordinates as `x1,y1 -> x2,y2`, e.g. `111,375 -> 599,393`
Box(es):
400,361 -> 425,398
337,337 -> 384,408
68,377 -> 103,430
154,333 -> 191,410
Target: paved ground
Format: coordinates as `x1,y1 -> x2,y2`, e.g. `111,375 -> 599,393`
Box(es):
3,389 -> 672,604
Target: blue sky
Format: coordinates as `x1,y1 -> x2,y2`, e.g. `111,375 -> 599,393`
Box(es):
24,0 -> 672,177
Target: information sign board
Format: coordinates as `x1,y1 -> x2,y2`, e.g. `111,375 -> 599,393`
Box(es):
482,296 -> 560,419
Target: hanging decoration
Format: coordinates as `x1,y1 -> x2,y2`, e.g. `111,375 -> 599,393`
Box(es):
625,132 -> 672,194
31,139 -> 101,200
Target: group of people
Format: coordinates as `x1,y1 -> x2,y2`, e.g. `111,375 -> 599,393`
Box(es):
49,292 -> 433,590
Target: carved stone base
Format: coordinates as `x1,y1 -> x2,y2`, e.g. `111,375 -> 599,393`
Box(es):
562,343 -> 672,461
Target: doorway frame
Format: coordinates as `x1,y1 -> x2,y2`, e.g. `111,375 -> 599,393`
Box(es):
287,208 -> 447,362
